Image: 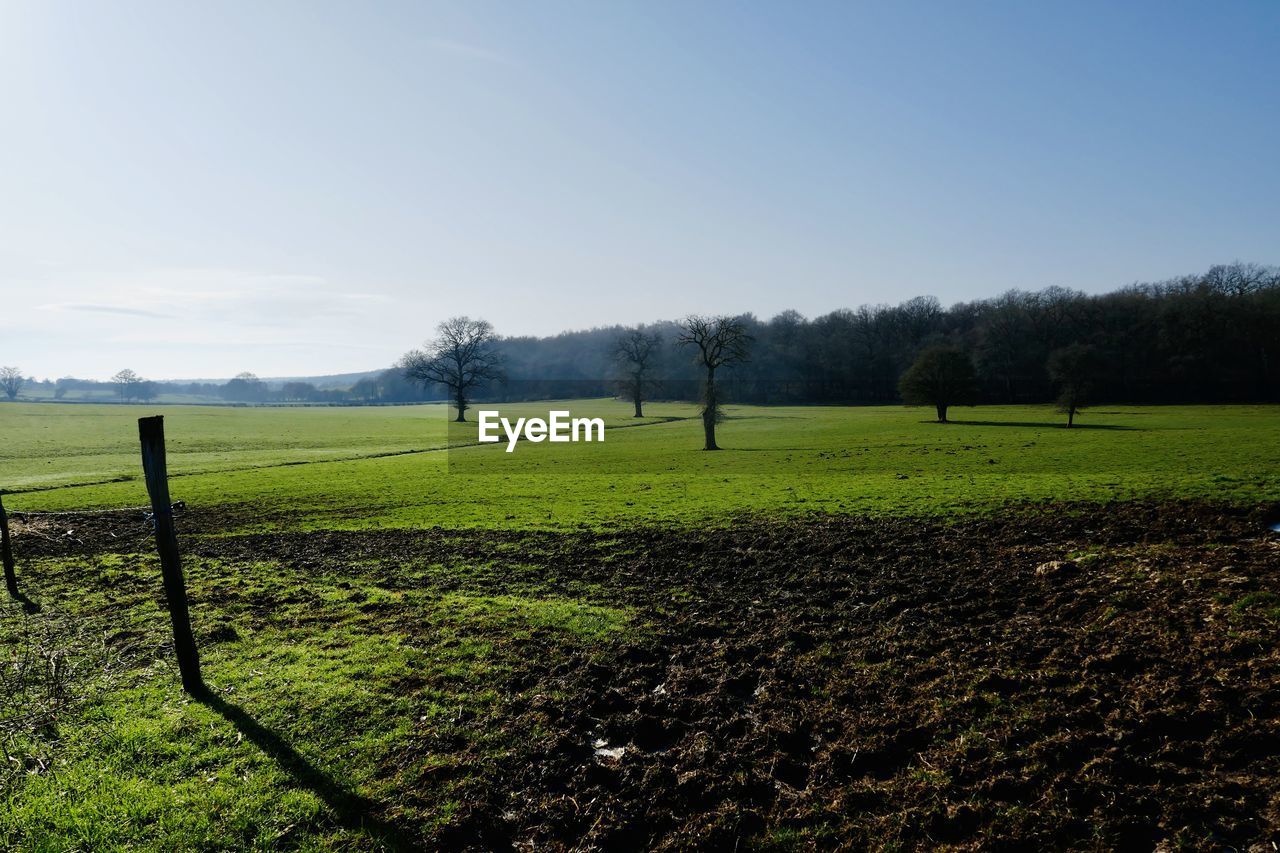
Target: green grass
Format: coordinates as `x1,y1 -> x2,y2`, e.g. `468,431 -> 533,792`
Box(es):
3,400 -> 1277,530
4,400 -> 1279,530
1232,590 -> 1280,621
0,402 -> 455,492
3,399 -> 1277,849
1,552 -> 633,849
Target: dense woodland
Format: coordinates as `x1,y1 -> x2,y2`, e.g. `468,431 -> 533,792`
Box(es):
381,261 -> 1280,406
10,262 -> 1279,406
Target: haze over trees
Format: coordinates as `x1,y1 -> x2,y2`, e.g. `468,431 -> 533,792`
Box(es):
0,367 -> 22,401
10,262 -> 1280,409
678,315 -> 754,450
222,372 -> 268,403
613,328 -> 661,418
281,381 -> 318,402
400,317 -> 504,422
111,369 -> 145,401
898,347 -> 978,423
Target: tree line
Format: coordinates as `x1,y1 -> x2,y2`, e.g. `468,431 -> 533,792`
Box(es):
4,262 -> 1276,409
0,371 -> 370,405
390,261 -> 1279,409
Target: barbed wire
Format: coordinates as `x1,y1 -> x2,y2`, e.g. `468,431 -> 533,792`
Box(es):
9,502 -> 188,543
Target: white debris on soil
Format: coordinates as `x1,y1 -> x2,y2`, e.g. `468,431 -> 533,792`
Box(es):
592,739 -> 626,761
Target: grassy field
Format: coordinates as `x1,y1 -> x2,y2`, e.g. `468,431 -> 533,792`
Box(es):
1,403 -> 456,492
2,547 -> 637,848
2,400 -> 1278,529
3,400 -> 1279,849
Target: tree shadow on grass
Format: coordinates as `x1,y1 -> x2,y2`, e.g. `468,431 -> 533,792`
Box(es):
722,414 -> 807,421
197,692 -> 417,851
944,420 -> 1141,431
609,416 -> 693,428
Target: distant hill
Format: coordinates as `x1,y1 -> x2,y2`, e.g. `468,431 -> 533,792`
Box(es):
259,370 -> 386,390
155,369 -> 387,390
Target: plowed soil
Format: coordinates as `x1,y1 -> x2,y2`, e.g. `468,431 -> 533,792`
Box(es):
11,501 -> 1280,850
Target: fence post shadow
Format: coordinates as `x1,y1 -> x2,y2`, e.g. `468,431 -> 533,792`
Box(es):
197,692 -> 415,851
8,589 -> 40,614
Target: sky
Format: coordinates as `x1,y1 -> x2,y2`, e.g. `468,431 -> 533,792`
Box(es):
1,0 -> 1277,380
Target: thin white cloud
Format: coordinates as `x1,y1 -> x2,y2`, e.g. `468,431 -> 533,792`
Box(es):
37,302 -> 175,319
6,265 -> 414,378
103,331 -> 390,350
32,269 -> 393,327
425,38 -> 514,66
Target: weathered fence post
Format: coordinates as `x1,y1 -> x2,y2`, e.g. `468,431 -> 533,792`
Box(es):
1,492 -> 17,599
138,416 -> 205,695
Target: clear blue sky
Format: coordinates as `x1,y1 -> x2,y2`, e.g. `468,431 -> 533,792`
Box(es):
2,0 -> 1276,379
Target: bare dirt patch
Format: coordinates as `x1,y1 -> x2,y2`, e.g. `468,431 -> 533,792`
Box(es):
9,501 -> 1280,849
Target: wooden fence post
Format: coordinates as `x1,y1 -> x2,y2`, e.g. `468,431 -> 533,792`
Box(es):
1,492 -> 17,599
138,416 -> 205,695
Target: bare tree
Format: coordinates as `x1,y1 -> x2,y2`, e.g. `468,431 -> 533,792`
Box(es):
678,315 -> 753,450
1048,343 -> 1103,427
898,346 -> 977,423
892,295 -> 944,349
1204,261 -> 1276,297
111,369 -> 143,401
0,367 -> 23,401
400,317 -> 503,422
613,328 -> 661,417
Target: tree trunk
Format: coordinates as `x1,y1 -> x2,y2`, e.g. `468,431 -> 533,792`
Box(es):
454,389 -> 467,422
703,367 -> 719,450
936,404 -> 948,423
631,373 -> 645,418
1067,407 -> 1075,428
